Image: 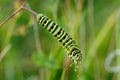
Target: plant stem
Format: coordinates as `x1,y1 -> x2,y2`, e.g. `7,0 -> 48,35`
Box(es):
0,7 -> 23,27
0,0 -> 37,27
0,0 -> 27,27
0,44 -> 11,63
22,7 -> 37,16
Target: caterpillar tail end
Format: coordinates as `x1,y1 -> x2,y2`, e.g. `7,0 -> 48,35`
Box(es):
36,14 -> 44,22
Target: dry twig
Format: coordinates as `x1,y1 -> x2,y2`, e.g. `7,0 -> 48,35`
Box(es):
0,0 -> 37,27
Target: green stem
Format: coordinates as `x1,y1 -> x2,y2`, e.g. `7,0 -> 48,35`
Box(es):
116,10 -> 120,80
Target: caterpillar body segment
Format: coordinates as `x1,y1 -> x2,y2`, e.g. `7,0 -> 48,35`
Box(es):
37,14 -> 82,64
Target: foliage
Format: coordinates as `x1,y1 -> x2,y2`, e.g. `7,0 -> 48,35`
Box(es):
0,0 -> 120,80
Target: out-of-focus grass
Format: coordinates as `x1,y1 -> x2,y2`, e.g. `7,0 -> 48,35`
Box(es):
0,0 -> 120,80
116,10 -> 120,80
87,11 -> 118,66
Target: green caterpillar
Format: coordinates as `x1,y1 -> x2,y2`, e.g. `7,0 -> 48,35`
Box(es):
37,14 -> 82,64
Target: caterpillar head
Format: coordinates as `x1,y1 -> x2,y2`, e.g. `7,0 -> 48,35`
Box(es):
68,48 -> 82,64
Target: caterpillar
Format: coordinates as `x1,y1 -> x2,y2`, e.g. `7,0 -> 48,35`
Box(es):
36,14 -> 82,64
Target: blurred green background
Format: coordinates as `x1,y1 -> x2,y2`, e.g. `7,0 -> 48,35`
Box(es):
0,0 -> 120,80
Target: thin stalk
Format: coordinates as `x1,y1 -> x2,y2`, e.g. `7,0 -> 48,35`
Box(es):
116,9 -> 120,80
24,2 -> 44,80
0,7 -> 23,27
0,44 -> 11,63
60,69 -> 66,80
22,7 -> 37,16
0,0 -> 27,27
0,0 -> 37,27
88,0 -> 94,39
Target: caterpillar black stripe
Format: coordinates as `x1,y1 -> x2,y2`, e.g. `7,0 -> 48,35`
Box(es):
37,14 -> 82,64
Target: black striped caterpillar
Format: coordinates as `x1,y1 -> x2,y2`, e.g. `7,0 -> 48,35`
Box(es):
37,14 -> 82,64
